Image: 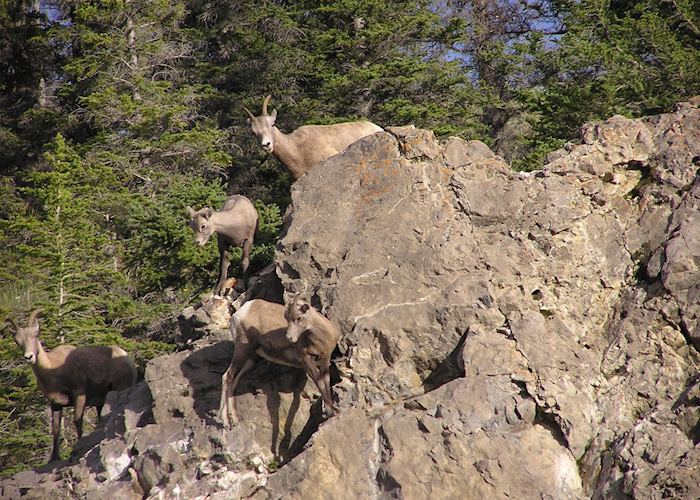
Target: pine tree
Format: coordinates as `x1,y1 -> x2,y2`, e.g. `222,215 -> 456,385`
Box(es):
516,0 -> 700,169
0,1 -> 61,173
188,0 -> 485,202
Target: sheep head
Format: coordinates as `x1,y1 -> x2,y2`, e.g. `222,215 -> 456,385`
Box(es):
187,206 -> 215,246
243,95 -> 278,154
284,296 -> 312,343
11,309 -> 43,365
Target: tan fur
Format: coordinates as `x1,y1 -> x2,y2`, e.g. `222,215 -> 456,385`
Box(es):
246,95 -> 383,179
271,121 -> 383,179
9,310 -> 137,461
220,299 -> 341,428
33,346 -> 136,406
187,195 -> 259,295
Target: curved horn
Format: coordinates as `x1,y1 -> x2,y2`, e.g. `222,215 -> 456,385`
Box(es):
27,308 -> 43,328
262,95 -> 271,116
242,106 -> 256,120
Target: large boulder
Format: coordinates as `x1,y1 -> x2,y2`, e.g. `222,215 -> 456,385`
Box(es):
272,99 -> 700,499
2,98 -> 698,499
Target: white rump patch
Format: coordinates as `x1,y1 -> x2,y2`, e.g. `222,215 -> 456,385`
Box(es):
235,300 -> 254,321
112,347 -> 129,358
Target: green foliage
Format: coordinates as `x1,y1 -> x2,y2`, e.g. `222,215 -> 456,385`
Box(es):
1,0 -> 699,476
251,200 -> 283,270
0,1 -> 55,171
118,175 -> 228,294
3,134 -> 125,339
516,0 -> 700,169
511,137 -> 567,172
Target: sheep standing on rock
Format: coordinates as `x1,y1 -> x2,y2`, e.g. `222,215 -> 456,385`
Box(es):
244,95 -> 383,179
220,298 -> 340,428
187,195 -> 258,295
7,309 -> 137,462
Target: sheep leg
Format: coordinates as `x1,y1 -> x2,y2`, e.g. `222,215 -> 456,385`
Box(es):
74,392 -> 86,439
49,403 -> 62,461
241,238 -> 253,289
318,366 -> 337,415
220,355 -> 256,428
214,239 -> 230,296
300,355 -> 337,417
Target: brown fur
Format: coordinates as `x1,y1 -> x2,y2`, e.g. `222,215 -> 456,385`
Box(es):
220,299 -> 341,428
9,310 -> 137,462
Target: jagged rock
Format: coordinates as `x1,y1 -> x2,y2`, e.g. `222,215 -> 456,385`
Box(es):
386,125 -> 441,160
176,265 -> 284,345
177,296 -> 231,344
275,99 -> 700,498
254,408 -> 379,499
3,98 -> 699,499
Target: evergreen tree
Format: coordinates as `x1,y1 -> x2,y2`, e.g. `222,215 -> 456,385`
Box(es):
516,0 -> 700,169
0,1 -> 62,172
51,0 -> 230,176
188,0 -> 485,202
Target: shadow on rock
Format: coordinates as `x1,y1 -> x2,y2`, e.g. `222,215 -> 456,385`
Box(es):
234,361 -> 324,462
180,341 -> 325,461
422,329 -> 468,392
180,341 -> 234,425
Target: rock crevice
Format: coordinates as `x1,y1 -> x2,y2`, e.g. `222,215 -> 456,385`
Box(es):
2,98 -> 699,499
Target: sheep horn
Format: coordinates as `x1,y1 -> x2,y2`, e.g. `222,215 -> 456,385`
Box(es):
27,308 -> 43,327
262,95 -> 271,116
242,106 -> 256,120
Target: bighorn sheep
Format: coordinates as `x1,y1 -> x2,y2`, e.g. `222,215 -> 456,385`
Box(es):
220,297 -> 340,428
187,195 -> 258,295
244,95 -> 383,179
7,309 -> 137,462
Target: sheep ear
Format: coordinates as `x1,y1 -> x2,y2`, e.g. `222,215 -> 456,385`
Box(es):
186,206 -> 196,218
299,303 -> 310,314
270,109 -> 277,123
204,208 -> 214,219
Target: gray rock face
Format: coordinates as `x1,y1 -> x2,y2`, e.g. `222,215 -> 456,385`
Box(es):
273,99 -> 699,499
2,99 -> 698,499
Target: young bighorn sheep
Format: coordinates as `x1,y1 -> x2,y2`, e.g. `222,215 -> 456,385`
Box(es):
187,195 -> 258,295
7,309 -> 137,462
219,298 -> 340,428
244,95 -> 383,179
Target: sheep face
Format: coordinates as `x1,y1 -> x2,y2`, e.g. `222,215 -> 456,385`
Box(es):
13,324 -> 41,365
285,298 -> 311,343
187,207 -> 215,246
247,110 -> 277,154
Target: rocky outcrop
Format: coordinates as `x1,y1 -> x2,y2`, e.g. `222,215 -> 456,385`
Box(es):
2,99 -> 699,499
272,100 -> 700,499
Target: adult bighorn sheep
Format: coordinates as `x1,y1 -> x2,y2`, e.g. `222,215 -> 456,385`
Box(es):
219,297 -> 340,428
7,309 -> 137,462
244,95 -> 383,179
187,195 -> 258,295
